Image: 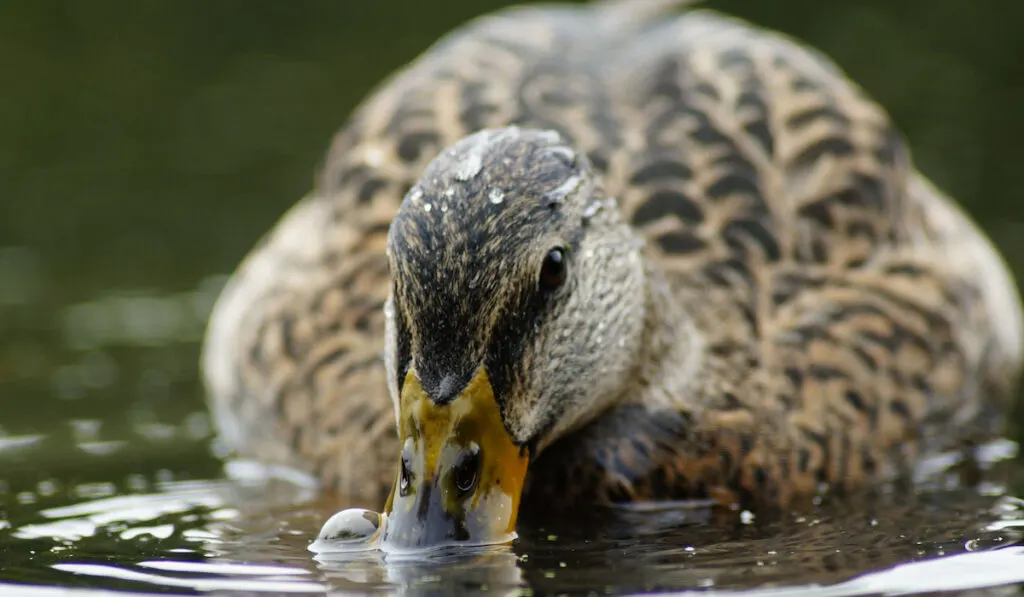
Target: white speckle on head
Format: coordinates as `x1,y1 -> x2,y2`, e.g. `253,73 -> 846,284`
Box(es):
543,175 -> 583,207
408,187 -> 423,203
488,188 -> 505,205
537,129 -> 562,144
542,145 -> 576,166
454,149 -> 484,182
583,197 -> 618,221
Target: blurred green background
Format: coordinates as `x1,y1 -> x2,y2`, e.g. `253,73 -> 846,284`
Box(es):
1,0 -> 1023,492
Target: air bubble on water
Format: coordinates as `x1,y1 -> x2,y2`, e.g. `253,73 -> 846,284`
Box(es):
309,508 -> 385,555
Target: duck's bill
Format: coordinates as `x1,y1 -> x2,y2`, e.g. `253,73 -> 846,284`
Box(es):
382,367 -> 529,549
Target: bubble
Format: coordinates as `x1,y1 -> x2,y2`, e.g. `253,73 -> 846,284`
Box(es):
308,508 -> 385,555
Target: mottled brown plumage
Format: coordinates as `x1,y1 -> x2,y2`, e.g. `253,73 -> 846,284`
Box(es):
201,0 -> 1023,515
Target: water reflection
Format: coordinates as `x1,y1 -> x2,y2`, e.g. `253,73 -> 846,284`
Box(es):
4,467 -> 1024,596
4,291 -> 1024,597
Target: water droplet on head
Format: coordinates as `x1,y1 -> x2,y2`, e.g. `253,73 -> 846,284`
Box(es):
488,188 -> 505,204
423,203 -> 433,213
454,151 -> 484,182
407,187 -> 423,203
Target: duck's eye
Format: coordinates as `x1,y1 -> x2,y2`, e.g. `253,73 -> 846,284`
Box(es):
539,248 -> 567,292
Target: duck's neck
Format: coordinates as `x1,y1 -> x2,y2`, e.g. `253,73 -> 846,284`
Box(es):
632,257 -> 708,413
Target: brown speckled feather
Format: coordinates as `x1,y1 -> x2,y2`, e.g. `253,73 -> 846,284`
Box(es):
202,0 -> 1022,510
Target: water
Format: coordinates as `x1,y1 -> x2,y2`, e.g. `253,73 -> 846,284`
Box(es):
3,445 -> 1024,595
4,0 -> 1024,595
2,268 -> 1024,597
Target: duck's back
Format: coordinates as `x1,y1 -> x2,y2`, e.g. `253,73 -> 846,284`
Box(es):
202,0 -> 1022,504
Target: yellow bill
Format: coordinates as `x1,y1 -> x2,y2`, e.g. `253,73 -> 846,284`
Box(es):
382,367 -> 529,549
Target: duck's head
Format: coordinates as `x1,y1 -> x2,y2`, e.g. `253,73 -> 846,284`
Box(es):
381,127 -> 648,548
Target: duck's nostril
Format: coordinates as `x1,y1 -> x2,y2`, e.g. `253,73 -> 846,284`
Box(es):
452,442 -> 481,496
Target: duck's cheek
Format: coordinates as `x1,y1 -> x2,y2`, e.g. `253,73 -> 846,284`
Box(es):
381,367 -> 530,550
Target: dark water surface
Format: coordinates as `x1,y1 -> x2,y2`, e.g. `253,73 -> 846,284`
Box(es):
3,1 -> 1024,595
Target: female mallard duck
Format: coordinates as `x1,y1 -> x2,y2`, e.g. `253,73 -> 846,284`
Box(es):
202,0 -> 1023,547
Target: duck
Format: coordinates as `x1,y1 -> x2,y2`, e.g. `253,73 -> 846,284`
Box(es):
201,0 -> 1024,548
